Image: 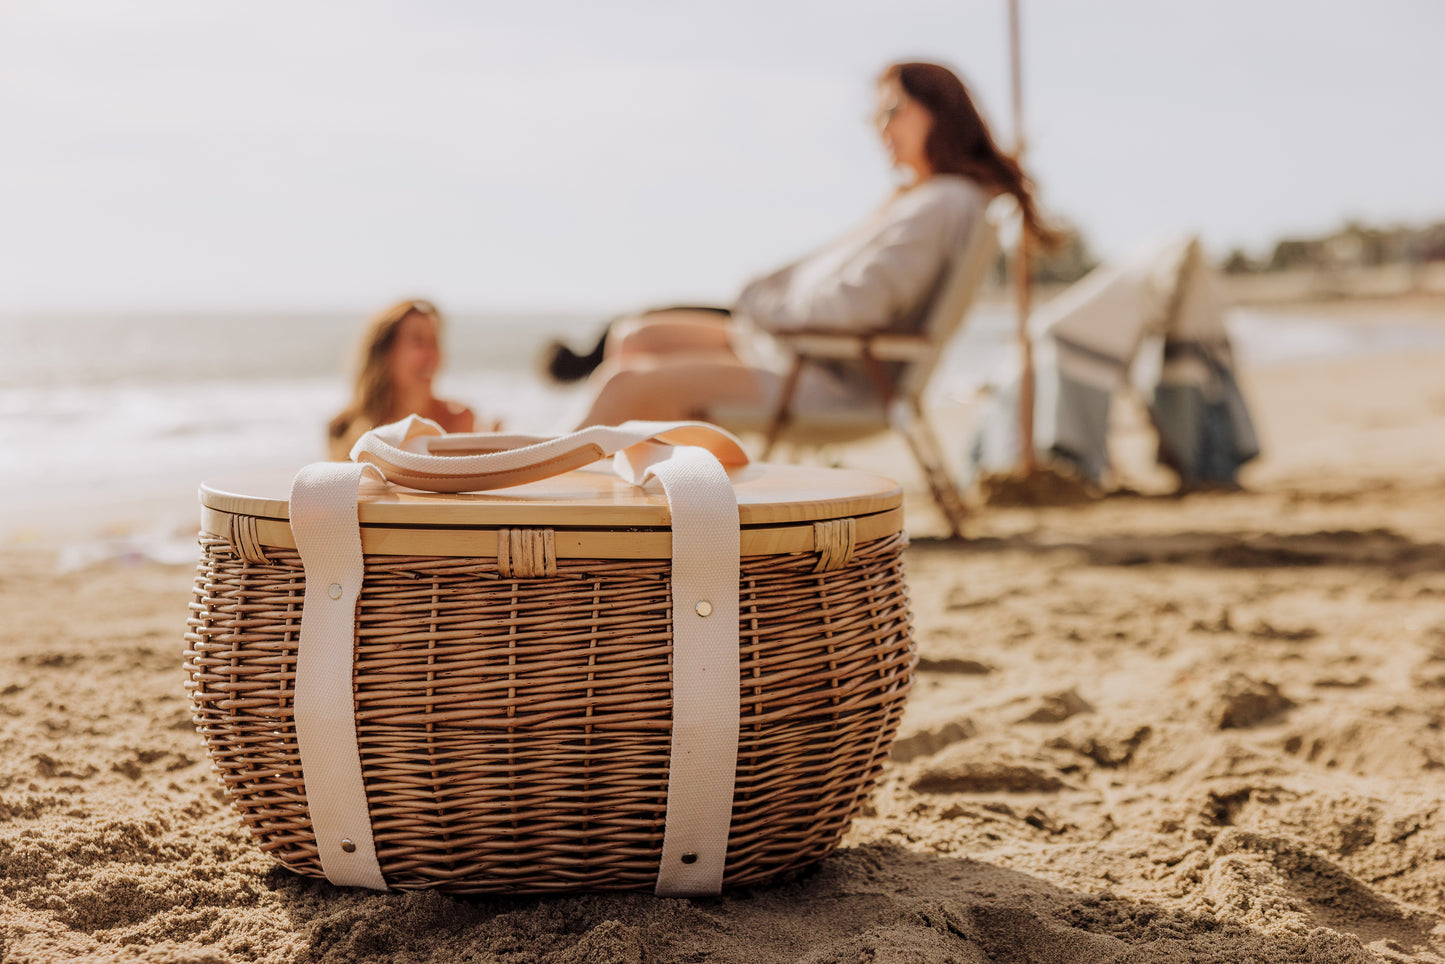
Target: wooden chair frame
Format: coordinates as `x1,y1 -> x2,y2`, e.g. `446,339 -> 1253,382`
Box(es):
757,329 -> 971,537
727,216 -> 999,539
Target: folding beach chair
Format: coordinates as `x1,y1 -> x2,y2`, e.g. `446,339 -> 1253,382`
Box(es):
711,210 -> 1000,538
967,235 -> 1259,489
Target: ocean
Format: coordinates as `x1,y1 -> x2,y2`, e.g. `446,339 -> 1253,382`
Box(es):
3,302 -> 1444,546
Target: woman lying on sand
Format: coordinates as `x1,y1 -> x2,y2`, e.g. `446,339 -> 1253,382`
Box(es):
546,60 -> 1056,427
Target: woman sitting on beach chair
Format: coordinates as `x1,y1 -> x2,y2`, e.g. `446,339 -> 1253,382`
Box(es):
548,61 -> 1056,428
327,299 -> 486,460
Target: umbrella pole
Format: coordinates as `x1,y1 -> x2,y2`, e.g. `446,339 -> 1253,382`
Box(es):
1015,228 -> 1036,474
1009,0 -> 1036,474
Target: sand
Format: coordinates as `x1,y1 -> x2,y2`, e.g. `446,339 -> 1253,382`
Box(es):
5,310 -> 1445,962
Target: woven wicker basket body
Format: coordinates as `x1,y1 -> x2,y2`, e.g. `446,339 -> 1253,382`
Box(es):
184,464 -> 915,893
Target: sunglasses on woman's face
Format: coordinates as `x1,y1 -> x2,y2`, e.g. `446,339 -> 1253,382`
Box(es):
872,100 -> 904,130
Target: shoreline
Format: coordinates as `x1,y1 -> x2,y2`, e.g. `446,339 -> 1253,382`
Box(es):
6,285 -> 1445,555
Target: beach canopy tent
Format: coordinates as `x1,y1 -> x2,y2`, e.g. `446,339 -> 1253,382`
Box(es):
968,236 -> 1260,488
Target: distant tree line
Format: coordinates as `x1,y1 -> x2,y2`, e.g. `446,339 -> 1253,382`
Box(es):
993,219 -> 1099,287
1221,218 -> 1445,275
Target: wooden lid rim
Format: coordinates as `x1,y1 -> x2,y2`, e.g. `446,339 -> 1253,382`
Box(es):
199,463 -> 902,529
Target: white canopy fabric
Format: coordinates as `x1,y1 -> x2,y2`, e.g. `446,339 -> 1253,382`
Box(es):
969,236 -> 1259,487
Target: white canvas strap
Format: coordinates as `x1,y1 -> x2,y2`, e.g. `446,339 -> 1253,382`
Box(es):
616,442 -> 740,896
288,417 -> 746,895
289,461 -> 389,890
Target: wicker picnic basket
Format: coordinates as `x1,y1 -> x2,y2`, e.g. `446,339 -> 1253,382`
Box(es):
183,419 -> 915,895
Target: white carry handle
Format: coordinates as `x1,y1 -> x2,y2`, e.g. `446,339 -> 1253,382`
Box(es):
290,415 -> 746,897
349,415 -> 749,490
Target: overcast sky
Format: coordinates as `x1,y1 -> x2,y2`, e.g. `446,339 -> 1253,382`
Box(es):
2,1 -> 1441,313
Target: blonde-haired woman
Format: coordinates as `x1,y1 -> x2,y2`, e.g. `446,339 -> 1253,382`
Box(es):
327,299 -> 478,459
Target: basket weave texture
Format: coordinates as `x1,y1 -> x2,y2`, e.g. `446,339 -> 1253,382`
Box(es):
184,530 -> 914,893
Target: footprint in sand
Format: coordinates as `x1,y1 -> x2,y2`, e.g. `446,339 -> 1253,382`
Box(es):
910,744 -> 1070,794
1212,674 -> 1295,729
891,718 -> 977,762
916,656 -> 993,675
1200,827 -> 1431,939
1248,620 -> 1320,642
1012,688 -> 1093,725
1046,723 -> 1152,768
944,586 -> 1018,611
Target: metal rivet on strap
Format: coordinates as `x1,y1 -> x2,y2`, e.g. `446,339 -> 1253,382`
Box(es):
694,600 -> 713,617
340,838 -> 357,853
328,583 -> 343,600
681,852 -> 698,864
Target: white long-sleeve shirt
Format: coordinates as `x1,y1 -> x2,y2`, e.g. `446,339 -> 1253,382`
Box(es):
733,175 -> 989,335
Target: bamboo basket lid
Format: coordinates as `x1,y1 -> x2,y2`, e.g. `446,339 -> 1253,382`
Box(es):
200,462 -> 904,560
201,462 -> 900,527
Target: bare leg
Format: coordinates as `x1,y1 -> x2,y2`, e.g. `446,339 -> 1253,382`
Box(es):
608,310 -> 737,364
576,357 -> 765,427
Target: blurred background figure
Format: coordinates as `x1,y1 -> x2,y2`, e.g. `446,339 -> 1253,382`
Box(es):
327,299 -> 482,459
557,61 -> 1055,428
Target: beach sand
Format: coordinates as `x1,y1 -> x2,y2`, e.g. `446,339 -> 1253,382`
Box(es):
5,313 -> 1445,962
